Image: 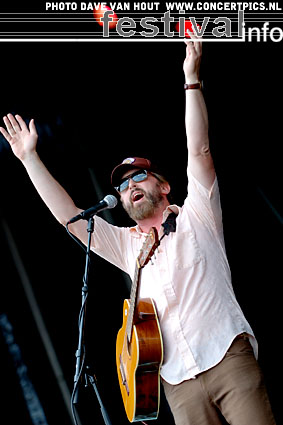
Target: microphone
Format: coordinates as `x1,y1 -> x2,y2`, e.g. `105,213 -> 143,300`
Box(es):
67,195 -> 118,224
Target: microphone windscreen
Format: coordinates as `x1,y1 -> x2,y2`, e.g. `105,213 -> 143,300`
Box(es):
104,194 -> 118,209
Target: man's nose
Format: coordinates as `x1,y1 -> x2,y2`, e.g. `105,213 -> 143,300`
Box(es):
128,178 -> 137,190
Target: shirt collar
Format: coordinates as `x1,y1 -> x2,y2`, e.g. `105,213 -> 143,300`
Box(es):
129,204 -> 180,237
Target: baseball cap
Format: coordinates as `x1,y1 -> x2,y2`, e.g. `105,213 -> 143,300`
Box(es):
111,157 -> 162,187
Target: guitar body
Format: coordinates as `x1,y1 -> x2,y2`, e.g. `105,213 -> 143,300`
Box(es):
116,298 -> 163,422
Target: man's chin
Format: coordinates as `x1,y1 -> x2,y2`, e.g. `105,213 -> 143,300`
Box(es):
126,202 -> 155,221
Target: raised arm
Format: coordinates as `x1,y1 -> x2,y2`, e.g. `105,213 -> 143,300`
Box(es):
183,39 -> 215,190
0,113 -> 88,244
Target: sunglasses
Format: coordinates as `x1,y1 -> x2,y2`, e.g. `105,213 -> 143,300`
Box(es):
115,169 -> 148,192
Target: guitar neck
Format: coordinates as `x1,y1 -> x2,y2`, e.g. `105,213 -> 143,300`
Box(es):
125,227 -> 159,344
126,260 -> 141,342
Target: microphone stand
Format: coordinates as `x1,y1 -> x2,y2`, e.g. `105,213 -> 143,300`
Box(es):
70,216 -> 112,425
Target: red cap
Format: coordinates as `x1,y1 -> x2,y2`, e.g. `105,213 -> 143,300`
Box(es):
111,157 -> 160,187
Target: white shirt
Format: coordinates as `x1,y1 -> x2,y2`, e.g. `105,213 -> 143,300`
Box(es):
91,169 -> 257,384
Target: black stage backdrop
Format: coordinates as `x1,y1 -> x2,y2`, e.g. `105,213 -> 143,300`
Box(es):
0,24 -> 282,425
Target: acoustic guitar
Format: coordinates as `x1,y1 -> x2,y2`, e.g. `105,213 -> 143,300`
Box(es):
116,227 -> 163,422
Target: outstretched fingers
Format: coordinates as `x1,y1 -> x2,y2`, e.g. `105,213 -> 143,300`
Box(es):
2,114 -> 21,139
3,114 -> 20,138
1,115 -> 17,142
1,114 -> 38,161
14,114 -> 29,132
1,113 -> 36,141
0,114 -> 31,146
185,29 -> 202,55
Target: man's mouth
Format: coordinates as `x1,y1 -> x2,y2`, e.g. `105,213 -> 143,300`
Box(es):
131,190 -> 145,203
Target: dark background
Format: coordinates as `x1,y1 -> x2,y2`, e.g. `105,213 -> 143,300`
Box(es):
0,34 -> 282,425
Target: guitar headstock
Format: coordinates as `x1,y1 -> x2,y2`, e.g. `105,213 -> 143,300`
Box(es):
138,227 -> 159,268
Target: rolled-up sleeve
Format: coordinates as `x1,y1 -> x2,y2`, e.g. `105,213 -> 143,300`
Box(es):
91,215 -> 129,273
186,169 -> 224,240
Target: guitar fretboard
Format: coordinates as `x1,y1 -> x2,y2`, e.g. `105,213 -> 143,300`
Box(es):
126,260 -> 141,342
125,228 -> 159,343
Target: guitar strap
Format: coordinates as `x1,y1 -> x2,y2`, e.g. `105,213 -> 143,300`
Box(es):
160,212 -> 177,242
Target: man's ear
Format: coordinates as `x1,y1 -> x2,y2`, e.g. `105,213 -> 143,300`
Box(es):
160,182 -> 171,195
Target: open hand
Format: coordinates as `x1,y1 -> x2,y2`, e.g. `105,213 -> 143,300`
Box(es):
0,113 -> 38,162
183,31 -> 202,84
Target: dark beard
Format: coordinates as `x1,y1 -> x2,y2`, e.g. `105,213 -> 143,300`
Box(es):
121,183 -> 163,221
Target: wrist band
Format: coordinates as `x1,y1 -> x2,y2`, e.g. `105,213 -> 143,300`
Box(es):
184,82 -> 202,90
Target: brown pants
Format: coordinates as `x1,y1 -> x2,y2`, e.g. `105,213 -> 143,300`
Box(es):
162,337 -> 276,425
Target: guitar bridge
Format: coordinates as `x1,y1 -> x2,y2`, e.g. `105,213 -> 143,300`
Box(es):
138,311 -> 156,321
